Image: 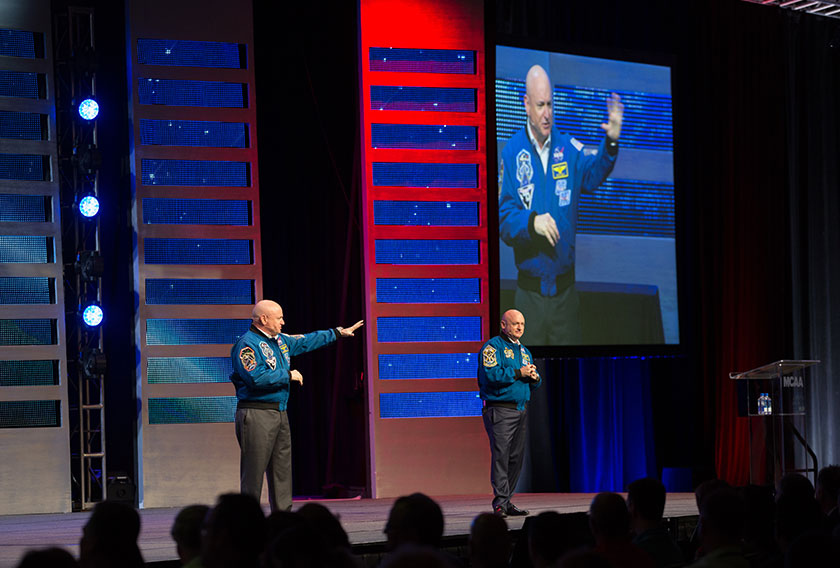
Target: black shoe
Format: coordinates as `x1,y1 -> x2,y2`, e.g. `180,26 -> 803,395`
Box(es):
493,505 -> 508,517
506,503 -> 529,516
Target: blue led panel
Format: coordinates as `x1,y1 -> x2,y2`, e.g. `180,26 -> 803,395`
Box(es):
0,111 -> 45,140
0,154 -> 47,180
140,119 -> 248,148
370,86 -> 475,112
138,78 -> 247,107
0,277 -> 52,304
377,316 -> 481,343
148,396 -> 237,424
379,353 -> 477,380
0,319 -> 56,345
380,391 -> 482,418
147,357 -> 233,384
376,278 -> 480,303
0,400 -> 60,428
371,124 -> 476,150
495,79 -> 527,141
137,39 -> 243,68
375,240 -> 479,265
0,360 -> 58,387
372,163 -> 477,188
579,179 -> 675,238
144,238 -> 252,265
554,86 -> 672,152
374,201 -> 478,226
141,159 -> 249,187
0,71 -> 39,98
369,48 -> 475,74
0,236 -> 52,263
145,279 -> 254,305
143,198 -> 250,225
146,318 -> 250,345
0,194 -> 49,222
0,29 -> 37,58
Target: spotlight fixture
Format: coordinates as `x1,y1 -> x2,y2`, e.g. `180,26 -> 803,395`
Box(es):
78,98 -> 99,120
81,347 -> 107,378
81,304 -> 104,327
78,195 -> 100,218
76,251 -> 105,282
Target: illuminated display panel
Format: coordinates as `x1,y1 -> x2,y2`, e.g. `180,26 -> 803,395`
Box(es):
495,45 -> 679,350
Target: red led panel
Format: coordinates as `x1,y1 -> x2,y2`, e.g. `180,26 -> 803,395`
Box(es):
358,0 -> 490,497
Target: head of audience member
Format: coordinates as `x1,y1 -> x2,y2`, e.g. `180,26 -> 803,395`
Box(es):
171,504 -> 209,566
776,472 -> 814,502
262,521 -> 356,568
589,492 -> 631,544
469,512 -> 510,568
738,484 -> 775,546
79,500 -> 144,568
783,530 -> 840,568
697,488 -> 746,553
626,477 -> 667,535
529,511 -> 580,568
296,502 -> 351,551
774,491 -> 824,553
264,510 -> 305,546
815,465 -> 840,515
693,478 -> 731,510
384,493 -> 444,550
557,548 -> 615,568
16,547 -> 78,568
379,544 -> 456,568
201,493 -> 266,568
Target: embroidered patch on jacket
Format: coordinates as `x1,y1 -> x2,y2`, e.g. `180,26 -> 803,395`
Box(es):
521,349 -> 531,366
266,356 -> 277,370
239,346 -> 257,372
504,347 -> 514,359
259,341 -> 273,358
483,345 -> 498,367
570,137 -> 584,152
551,162 -> 569,179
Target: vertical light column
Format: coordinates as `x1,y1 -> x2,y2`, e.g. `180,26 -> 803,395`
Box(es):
0,0 -> 71,514
359,0 -> 490,497
126,0 -> 261,507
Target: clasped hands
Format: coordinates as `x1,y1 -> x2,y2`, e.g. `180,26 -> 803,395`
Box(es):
519,364 -> 539,382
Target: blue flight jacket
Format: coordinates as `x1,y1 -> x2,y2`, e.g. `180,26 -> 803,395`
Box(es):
230,325 -> 339,410
499,126 -> 616,296
477,334 -> 541,411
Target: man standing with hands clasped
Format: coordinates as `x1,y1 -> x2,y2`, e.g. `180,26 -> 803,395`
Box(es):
477,309 -> 541,517
230,299 -> 363,512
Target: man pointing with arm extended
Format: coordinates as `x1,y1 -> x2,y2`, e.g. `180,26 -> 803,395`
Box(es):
230,299 -> 363,512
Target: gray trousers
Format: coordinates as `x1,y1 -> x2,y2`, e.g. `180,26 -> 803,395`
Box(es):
235,407 -> 292,512
482,405 -> 528,509
515,284 -> 581,345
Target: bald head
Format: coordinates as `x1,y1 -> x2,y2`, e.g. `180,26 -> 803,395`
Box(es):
524,64 -> 553,146
252,300 -> 284,336
500,309 -> 525,341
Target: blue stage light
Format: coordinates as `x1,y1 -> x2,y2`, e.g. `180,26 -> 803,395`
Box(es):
78,98 -> 99,120
82,304 -> 103,327
78,195 -> 100,218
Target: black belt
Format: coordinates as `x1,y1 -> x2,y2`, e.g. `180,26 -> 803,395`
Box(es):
483,400 -> 522,410
237,400 -> 280,410
517,268 -> 574,295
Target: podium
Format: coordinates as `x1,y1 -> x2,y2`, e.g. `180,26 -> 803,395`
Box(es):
729,360 -> 819,486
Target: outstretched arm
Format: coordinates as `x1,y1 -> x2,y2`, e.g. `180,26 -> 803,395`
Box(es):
600,93 -> 624,141
338,320 -> 364,337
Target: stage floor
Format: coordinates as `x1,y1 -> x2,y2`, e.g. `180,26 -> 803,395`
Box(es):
0,492 -> 698,567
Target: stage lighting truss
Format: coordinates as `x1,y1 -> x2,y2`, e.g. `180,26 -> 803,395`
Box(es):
743,0 -> 840,19
74,143 -> 102,173
81,347 -> 107,379
76,250 -> 105,282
